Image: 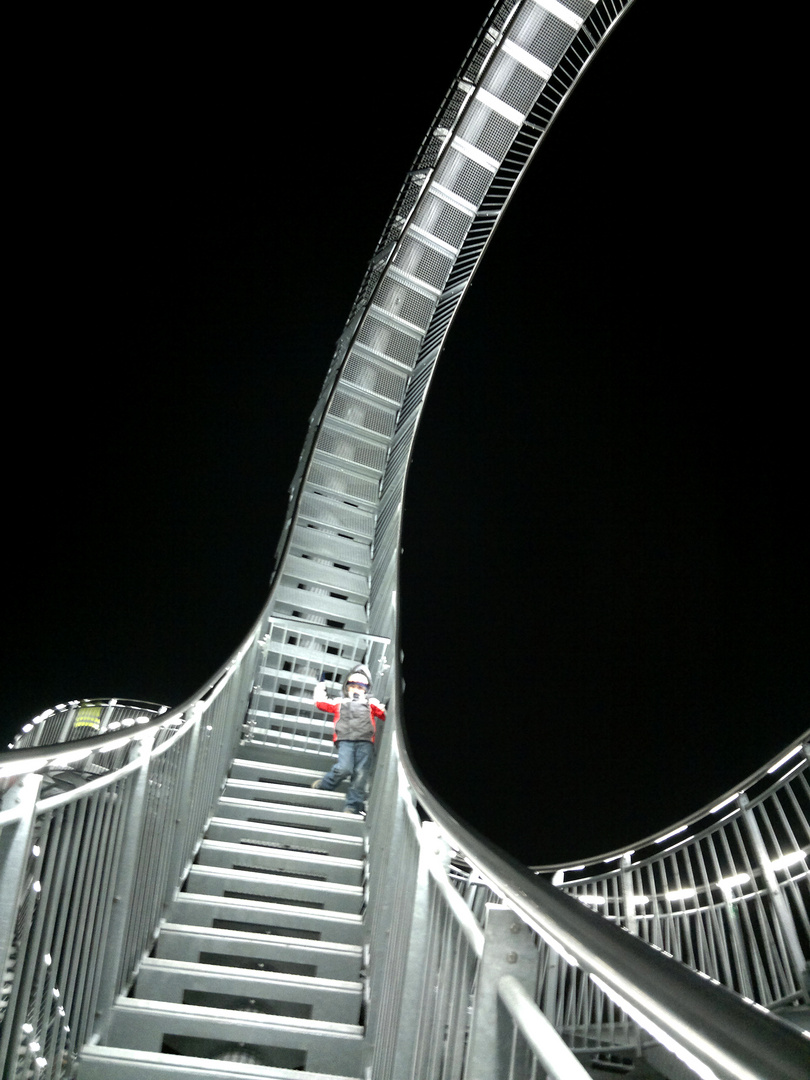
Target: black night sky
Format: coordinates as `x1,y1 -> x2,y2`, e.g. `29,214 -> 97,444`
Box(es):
4,4 -> 807,865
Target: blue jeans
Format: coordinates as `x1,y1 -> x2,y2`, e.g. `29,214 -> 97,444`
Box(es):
318,740 -> 374,812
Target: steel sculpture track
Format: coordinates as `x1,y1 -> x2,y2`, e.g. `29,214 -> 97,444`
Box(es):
2,3 -> 809,1079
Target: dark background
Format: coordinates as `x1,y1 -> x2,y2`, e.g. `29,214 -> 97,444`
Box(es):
4,4 -> 806,865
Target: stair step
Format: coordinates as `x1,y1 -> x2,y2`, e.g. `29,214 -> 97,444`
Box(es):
205,817 -> 365,860
197,838 -> 363,886
77,1045 -> 360,1079
282,554 -> 370,603
229,759 -> 331,785
223,778 -> 350,814
288,522 -> 372,568
236,740 -> 338,769
155,924 -> 363,981
170,894 -> 364,945
104,997 -> 364,1074
134,958 -> 362,1023
217,799 -> 367,838
235,740 -> 329,765
184,865 -> 364,912
272,584 -> 367,630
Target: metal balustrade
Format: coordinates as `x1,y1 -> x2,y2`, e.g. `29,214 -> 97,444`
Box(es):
527,738 -> 810,1055
9,700 -> 170,752
2,1 -> 809,1078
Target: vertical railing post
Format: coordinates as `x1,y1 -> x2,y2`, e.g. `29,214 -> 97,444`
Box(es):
466,904 -> 540,1080
620,852 -> 639,935
0,771 -> 43,1069
739,792 -> 807,995
363,721 -> 428,1080
166,703 -> 202,894
388,816 -> 438,1080
540,938 -> 561,1027
89,731 -> 155,1043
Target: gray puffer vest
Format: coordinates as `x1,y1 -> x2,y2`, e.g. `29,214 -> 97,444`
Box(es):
335,697 -> 375,742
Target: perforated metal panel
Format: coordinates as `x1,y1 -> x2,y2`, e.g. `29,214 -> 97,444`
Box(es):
298,491 -> 375,539
307,461 -> 379,506
355,320 -> 421,371
392,236 -> 456,291
562,0 -> 597,19
510,2 -> 579,66
412,192 -> 474,251
327,390 -> 397,438
316,427 -> 388,474
373,279 -> 437,331
482,51 -> 546,113
433,148 -> 494,207
457,99 -> 520,162
341,352 -> 409,403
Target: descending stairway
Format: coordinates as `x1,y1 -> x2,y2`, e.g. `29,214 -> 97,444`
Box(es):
78,742 -> 369,1080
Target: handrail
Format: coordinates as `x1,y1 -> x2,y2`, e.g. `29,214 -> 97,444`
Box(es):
497,975 -> 592,1080
531,735 -> 810,875
379,519 -> 810,1080
0,615 -> 261,776
394,694 -> 810,1080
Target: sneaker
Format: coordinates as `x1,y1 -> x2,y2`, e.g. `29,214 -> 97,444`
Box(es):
311,779 -> 322,789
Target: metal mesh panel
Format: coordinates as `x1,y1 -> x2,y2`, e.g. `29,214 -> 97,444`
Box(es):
355,317 -> 422,369
372,279 -> 436,331
307,461 -> 379,505
565,0 -> 598,19
392,235 -> 455,291
457,98 -> 519,163
316,428 -> 387,473
327,389 -> 397,437
482,50 -> 546,114
433,147 -> 494,208
342,351 -> 409,402
509,3 -> 578,68
299,492 -> 375,538
411,192 -> 473,252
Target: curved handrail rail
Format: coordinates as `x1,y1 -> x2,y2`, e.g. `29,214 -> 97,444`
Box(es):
385,565 -> 810,1079
531,731 -> 810,874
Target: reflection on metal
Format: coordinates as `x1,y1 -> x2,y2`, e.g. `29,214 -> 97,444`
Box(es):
2,1 -> 809,1079
533,742 -> 810,1029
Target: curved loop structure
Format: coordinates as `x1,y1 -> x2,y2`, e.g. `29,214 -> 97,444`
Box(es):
1,3 -> 808,1079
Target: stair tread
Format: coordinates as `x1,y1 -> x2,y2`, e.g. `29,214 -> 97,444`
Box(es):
199,838 -> 364,870
158,923 -> 363,955
78,1045 -> 361,1079
214,796 -> 366,835
186,865 -> 363,896
112,996 -> 363,1036
206,816 -> 364,852
138,956 -> 362,992
172,893 -> 363,924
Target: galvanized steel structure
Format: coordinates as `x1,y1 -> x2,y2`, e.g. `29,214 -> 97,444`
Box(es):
1,1 -> 809,1078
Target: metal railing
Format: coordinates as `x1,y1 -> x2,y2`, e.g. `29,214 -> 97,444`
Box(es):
532,739 -> 810,1029
8,700 -> 169,751
2,635 -> 808,1078
0,633 -> 259,1078
361,625 -> 810,1079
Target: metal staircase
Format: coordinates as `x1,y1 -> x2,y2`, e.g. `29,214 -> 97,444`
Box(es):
3,3 -> 809,1078
78,740 -> 369,1079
